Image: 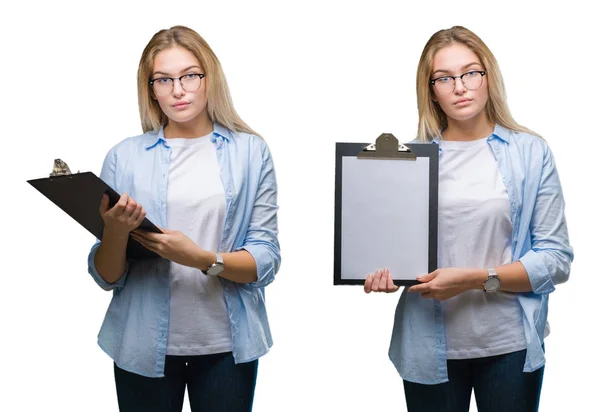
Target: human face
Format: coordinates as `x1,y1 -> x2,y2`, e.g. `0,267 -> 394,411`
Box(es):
151,46 -> 209,129
430,44 -> 489,124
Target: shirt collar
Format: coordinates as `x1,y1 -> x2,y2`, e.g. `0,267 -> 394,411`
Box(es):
144,122 -> 232,150
489,124 -> 511,143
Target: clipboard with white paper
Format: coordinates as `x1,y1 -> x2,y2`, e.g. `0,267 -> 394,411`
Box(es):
334,133 -> 439,286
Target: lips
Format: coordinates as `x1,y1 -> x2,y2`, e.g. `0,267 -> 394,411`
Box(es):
172,102 -> 190,108
454,98 -> 472,105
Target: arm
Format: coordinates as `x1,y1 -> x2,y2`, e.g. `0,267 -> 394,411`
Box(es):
94,193 -> 146,284
421,262 -> 533,296
87,148 -> 146,290
235,142 -> 281,288
192,249 -> 260,284
518,143 -> 573,294
409,143 -> 573,300
130,140 -> 281,286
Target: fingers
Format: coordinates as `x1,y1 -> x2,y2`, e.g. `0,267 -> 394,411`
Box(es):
365,269 -> 398,293
364,273 -> 374,293
370,269 -> 384,292
377,269 -> 390,291
131,204 -> 146,226
101,193 -> 146,233
117,193 -> 129,209
112,193 -> 137,216
124,196 -> 137,217
408,283 -> 428,293
131,232 -> 155,250
417,270 -> 438,283
386,269 -> 399,292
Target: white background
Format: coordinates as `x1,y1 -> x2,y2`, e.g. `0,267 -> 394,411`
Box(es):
1,0 -> 598,411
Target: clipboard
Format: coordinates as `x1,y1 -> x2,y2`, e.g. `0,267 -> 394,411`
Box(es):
334,133 -> 439,286
27,172 -> 162,259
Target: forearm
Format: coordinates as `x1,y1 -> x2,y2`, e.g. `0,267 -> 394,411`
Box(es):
195,249 -> 258,284
94,227 -> 129,284
464,261 -> 533,293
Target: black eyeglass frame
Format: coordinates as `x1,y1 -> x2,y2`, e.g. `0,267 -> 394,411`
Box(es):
429,70 -> 487,93
148,73 -> 206,94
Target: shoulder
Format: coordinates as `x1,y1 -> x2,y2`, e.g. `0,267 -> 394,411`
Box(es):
101,130 -> 162,167
495,126 -> 552,166
500,126 -> 548,152
225,129 -> 272,160
109,130 -> 162,154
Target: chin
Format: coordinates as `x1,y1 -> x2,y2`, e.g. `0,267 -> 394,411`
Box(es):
168,112 -> 202,124
450,107 -> 484,122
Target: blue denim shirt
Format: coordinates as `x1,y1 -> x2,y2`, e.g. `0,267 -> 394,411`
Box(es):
87,123 -> 280,378
389,124 -> 573,384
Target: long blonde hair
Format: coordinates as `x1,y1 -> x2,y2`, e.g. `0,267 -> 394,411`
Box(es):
416,26 -> 538,141
137,25 -> 257,135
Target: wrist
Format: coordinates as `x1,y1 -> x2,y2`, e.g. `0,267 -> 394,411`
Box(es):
195,250 -> 216,272
102,225 -> 130,242
467,268 -> 488,290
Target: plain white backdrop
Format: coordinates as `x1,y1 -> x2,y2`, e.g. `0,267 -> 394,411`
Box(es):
2,0 -> 598,411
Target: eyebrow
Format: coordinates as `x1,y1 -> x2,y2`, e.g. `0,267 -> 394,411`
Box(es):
432,62 -> 483,77
152,65 -> 203,77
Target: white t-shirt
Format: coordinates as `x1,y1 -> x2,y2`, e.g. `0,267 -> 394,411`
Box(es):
165,133 -> 232,356
438,137 -> 526,359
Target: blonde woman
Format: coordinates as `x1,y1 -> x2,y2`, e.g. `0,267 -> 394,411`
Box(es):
364,26 -> 572,412
87,26 -> 280,412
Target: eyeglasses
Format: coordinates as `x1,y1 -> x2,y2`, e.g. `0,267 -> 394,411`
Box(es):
149,73 -> 205,97
429,70 -> 486,95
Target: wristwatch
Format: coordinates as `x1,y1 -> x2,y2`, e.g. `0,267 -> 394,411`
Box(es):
201,253 -> 224,277
483,268 -> 500,293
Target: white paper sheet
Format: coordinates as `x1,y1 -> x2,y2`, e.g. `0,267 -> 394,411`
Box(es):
341,157 -> 430,280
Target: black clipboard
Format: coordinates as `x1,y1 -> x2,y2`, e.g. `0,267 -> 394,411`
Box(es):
334,133 -> 439,286
27,172 -> 162,259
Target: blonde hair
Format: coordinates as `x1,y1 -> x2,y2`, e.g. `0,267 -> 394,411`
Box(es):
137,25 -> 257,135
416,26 -> 538,141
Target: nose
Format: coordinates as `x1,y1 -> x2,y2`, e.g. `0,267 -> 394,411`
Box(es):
172,78 -> 186,97
454,77 -> 467,95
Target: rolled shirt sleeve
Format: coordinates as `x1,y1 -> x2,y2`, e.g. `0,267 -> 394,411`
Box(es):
519,143 -> 573,294
86,146 -> 130,291
238,141 -> 281,288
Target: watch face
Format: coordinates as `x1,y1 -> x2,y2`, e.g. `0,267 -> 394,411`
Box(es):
485,277 -> 500,291
207,263 -> 224,276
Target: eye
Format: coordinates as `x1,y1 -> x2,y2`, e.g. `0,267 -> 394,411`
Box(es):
436,76 -> 452,83
464,71 -> 480,78
182,74 -> 198,80
155,78 -> 171,85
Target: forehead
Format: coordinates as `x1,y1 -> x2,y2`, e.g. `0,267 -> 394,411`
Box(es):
432,44 -> 482,72
153,46 -> 202,74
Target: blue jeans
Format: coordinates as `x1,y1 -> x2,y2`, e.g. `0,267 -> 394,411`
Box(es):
114,352 -> 258,412
403,349 -> 544,412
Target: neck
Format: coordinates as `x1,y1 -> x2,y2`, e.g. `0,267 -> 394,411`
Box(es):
443,113 -> 494,141
164,112 -> 213,139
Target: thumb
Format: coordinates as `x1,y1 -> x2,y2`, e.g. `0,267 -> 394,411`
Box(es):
99,194 -> 109,215
417,270 -> 437,283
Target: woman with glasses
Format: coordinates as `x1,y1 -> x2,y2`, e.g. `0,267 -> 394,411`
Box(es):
364,26 -> 572,412
87,25 -> 280,412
